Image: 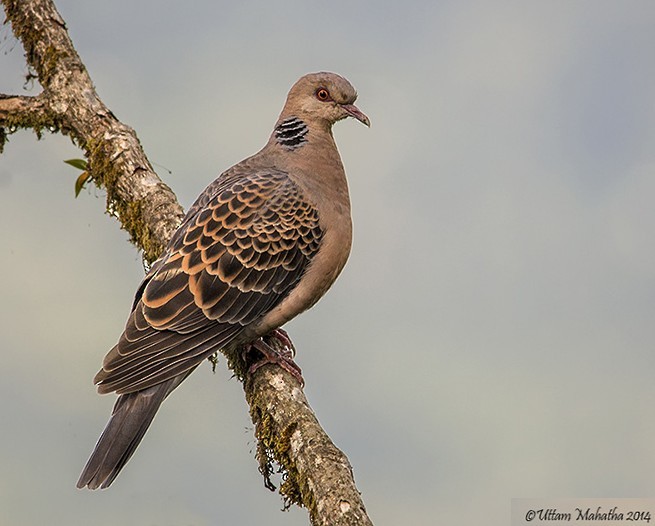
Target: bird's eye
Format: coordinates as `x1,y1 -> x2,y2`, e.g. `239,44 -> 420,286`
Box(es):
316,88 -> 331,101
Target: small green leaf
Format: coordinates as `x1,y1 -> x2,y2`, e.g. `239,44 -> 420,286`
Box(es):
64,158 -> 88,171
74,171 -> 91,197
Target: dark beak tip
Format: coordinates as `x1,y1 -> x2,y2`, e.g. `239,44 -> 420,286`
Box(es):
342,104 -> 370,127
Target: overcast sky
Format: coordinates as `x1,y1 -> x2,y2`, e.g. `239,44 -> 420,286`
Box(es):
1,1 -> 655,525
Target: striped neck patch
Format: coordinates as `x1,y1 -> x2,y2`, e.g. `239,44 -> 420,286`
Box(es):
274,117 -> 308,150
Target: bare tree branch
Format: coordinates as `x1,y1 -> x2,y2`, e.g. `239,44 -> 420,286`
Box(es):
1,1 -> 373,524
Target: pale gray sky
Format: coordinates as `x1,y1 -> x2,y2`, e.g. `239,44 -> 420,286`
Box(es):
1,1 -> 655,525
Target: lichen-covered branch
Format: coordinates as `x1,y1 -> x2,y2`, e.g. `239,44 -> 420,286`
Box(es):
245,361 -> 373,526
0,94 -> 50,150
1,1 -> 373,524
0,94 -> 47,132
1,0 -> 184,263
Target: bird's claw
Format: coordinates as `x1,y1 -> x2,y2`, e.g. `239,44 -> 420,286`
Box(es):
266,328 -> 296,358
246,329 -> 304,386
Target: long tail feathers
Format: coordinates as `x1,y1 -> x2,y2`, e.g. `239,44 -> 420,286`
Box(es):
77,375 -> 185,490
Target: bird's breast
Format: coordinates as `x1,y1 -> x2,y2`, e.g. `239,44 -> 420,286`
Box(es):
252,212 -> 352,337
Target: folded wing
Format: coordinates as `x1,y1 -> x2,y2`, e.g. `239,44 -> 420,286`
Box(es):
95,169 -> 323,395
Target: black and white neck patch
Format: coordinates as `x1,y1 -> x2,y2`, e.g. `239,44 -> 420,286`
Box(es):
274,117 -> 309,150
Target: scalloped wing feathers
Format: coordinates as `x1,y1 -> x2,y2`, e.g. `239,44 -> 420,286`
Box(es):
94,170 -> 323,395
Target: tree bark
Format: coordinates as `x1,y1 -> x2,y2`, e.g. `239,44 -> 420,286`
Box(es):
0,1 -> 373,524
1,0 -> 184,264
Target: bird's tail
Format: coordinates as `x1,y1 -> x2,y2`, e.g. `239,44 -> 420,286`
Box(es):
76,375 -> 185,489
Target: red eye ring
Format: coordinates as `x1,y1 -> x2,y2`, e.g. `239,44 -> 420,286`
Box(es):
316,88 -> 331,101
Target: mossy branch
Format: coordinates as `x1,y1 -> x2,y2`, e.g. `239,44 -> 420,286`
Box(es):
1,0 -> 373,524
1,0 -> 184,263
245,360 -> 373,526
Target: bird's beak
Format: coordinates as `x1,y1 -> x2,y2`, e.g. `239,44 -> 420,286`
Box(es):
341,104 -> 371,127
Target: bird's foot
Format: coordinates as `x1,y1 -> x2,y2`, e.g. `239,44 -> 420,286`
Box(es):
246,329 -> 303,386
267,328 -> 296,357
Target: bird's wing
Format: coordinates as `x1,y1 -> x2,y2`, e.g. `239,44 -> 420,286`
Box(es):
94,169 -> 323,395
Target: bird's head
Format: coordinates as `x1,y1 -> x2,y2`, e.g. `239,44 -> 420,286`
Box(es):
282,72 -> 370,129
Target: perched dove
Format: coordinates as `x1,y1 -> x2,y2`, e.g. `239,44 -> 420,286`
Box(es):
77,72 -> 369,490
